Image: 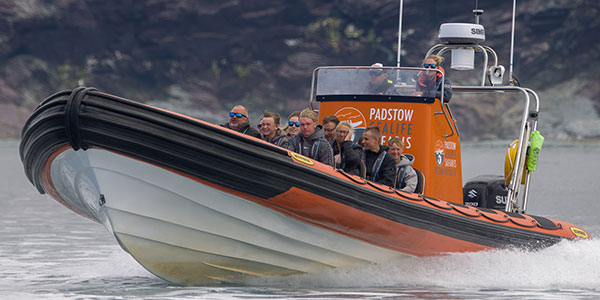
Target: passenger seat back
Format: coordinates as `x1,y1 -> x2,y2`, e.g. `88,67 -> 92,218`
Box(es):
413,167 -> 425,194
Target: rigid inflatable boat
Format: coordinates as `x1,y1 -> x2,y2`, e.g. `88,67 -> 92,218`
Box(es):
20,26 -> 590,285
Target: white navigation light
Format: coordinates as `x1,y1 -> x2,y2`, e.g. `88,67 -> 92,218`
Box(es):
438,23 -> 485,71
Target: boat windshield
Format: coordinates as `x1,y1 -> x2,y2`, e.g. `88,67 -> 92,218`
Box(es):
312,66 -> 443,99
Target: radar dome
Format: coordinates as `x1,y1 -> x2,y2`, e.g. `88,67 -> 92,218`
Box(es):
438,23 -> 485,44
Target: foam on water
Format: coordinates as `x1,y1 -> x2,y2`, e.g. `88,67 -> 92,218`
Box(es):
245,239 -> 600,290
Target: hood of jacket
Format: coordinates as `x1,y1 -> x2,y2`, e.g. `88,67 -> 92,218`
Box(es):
396,153 -> 415,168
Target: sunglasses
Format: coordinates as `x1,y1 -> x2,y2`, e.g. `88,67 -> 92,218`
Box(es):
369,70 -> 384,76
423,64 -> 437,68
229,112 -> 246,118
288,121 -> 300,127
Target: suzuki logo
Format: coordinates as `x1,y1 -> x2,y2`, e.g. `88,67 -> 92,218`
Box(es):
467,189 -> 478,199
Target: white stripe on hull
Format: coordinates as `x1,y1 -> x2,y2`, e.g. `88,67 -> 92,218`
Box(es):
50,148 -> 410,284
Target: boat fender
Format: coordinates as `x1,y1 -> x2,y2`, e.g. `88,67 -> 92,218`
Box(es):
527,130 -> 544,172
504,139 -> 526,186
65,86 -> 97,150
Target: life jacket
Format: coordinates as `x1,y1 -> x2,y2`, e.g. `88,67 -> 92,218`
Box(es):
417,66 -> 445,91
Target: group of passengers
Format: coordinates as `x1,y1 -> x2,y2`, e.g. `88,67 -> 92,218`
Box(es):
220,57 -> 453,194
222,105 -> 419,193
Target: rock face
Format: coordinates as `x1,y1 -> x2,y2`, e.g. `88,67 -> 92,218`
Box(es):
1,0 -> 599,140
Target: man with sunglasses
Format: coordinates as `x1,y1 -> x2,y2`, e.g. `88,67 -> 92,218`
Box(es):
364,63 -> 396,95
222,105 -> 261,138
287,108 -> 333,166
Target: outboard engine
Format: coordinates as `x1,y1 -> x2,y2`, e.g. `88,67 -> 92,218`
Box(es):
463,175 -> 508,209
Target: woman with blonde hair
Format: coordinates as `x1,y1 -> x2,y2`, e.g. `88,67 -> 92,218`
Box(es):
283,110 -> 301,138
330,121 -> 362,175
413,54 -> 453,102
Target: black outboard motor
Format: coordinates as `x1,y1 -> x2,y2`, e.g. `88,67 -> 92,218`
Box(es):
463,175 -> 508,209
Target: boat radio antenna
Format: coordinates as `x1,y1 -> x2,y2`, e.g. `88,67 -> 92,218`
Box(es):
508,0 -> 517,85
473,0 -> 483,24
396,0 -> 404,67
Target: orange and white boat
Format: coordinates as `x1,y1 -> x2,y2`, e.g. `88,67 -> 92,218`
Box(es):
19,18 -> 590,285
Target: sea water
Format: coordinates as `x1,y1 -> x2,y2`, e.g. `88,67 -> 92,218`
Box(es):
1,141 -> 599,299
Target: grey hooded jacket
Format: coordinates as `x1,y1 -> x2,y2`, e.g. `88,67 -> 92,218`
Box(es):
287,125 -> 333,166
395,154 -> 418,193
262,128 -> 289,148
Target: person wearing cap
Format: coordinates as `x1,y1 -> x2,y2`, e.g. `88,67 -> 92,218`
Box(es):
222,105 -> 261,138
364,63 -> 395,95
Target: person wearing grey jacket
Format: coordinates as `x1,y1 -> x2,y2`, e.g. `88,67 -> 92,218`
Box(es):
388,137 -> 418,193
287,108 -> 333,166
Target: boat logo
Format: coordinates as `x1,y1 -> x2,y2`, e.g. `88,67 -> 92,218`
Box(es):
467,189 -> 478,199
570,227 -> 590,239
334,107 -> 367,129
289,151 -> 314,166
434,140 -> 444,166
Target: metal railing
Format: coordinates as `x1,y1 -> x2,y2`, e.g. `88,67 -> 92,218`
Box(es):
453,85 -> 539,213
425,44 -> 499,87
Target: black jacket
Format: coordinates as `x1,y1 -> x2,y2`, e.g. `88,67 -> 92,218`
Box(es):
222,122 -> 261,139
362,147 -> 396,187
365,79 -> 395,95
331,140 -> 362,176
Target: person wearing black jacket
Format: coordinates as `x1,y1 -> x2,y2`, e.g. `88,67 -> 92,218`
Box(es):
361,126 -> 396,187
331,121 -> 362,176
222,105 -> 261,138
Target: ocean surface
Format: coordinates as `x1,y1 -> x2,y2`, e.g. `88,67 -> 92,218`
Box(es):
1,140 -> 599,299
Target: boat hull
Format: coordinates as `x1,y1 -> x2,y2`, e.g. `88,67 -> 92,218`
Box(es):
20,88 -> 591,285
46,147 -> 408,284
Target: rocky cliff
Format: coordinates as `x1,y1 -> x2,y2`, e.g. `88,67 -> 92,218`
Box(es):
1,0 -> 599,140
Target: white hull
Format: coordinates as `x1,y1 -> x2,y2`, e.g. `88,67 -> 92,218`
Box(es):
49,148 -> 409,284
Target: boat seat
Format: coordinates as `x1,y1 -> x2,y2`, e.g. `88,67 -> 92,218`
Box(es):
413,167 -> 425,194
359,160 -> 366,179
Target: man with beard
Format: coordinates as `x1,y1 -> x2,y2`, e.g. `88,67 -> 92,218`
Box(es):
364,63 -> 395,95
222,105 -> 261,138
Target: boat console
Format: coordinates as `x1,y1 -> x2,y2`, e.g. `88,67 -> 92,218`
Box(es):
311,67 -> 463,203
